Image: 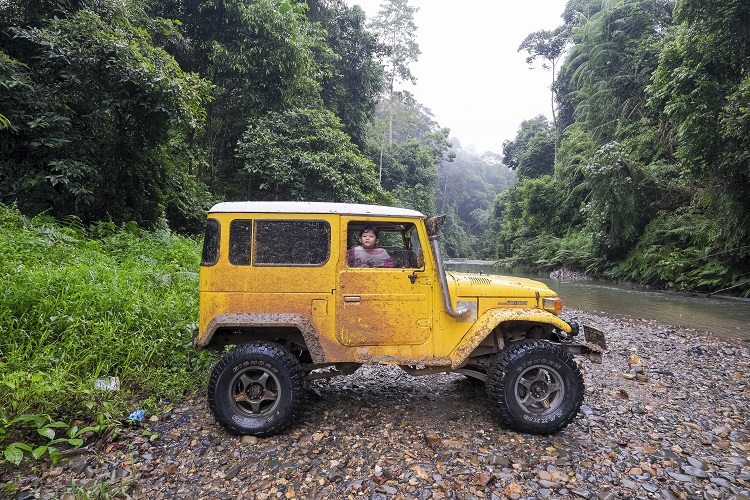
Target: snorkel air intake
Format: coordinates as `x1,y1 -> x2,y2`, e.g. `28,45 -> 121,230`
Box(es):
425,215 -> 470,319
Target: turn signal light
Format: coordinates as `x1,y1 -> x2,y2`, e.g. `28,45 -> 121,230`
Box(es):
543,297 -> 563,315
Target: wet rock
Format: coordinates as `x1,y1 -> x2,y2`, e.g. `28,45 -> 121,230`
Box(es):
240,435 -> 258,445
710,477 -> 731,488
424,433 -> 440,449
642,483 -> 659,493
223,464 -> 241,480
667,471 -> 694,482
728,456 -> 750,467
682,465 -> 709,478
620,479 -> 638,489
686,456 -> 706,469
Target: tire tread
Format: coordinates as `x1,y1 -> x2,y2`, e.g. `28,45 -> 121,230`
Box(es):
207,341 -> 305,437
487,339 -> 584,434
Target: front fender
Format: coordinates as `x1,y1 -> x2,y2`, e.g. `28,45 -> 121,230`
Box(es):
449,308 -> 572,368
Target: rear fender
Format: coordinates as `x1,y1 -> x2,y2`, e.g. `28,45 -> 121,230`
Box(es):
194,313 -> 326,363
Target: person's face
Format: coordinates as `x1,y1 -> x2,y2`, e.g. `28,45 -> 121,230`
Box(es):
359,229 -> 378,249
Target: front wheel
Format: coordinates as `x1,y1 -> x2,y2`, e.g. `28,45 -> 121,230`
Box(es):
487,340 -> 584,434
208,341 -> 305,437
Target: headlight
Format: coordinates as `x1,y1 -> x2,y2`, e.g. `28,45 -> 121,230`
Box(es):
543,297 -> 562,315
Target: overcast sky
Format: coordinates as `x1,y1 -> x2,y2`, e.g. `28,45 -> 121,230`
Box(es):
345,0 -> 569,154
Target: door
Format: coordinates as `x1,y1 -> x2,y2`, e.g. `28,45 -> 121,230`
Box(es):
337,222 -> 432,347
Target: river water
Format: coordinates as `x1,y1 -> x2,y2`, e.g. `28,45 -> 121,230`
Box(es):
445,261 -> 750,343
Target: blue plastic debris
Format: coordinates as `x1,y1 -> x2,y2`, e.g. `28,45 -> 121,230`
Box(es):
128,409 -> 145,421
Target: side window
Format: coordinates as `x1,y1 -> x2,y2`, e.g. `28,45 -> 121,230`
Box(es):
347,222 -> 424,269
201,218 -> 220,266
254,220 -> 330,266
229,219 -> 253,266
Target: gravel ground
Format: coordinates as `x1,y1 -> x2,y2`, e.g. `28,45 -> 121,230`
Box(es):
3,309 -> 750,499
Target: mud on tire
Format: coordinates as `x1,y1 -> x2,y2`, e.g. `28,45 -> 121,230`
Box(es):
487,340 -> 584,435
208,341 -> 305,437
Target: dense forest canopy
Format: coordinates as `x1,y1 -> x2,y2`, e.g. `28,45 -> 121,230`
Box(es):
495,0 -> 750,296
2,0 -> 749,295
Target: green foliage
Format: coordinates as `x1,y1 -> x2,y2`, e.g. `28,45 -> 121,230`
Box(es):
1,413 -> 105,466
370,0 -> 421,93
553,124 -> 597,228
437,148 -> 515,258
235,107 -> 390,204
496,231 -> 601,274
439,210 -> 475,258
152,0 -> 330,195
546,231 -> 601,272
491,0 -> 750,296
306,0 -> 385,147
648,0 -> 750,174
642,0 -> 750,292
648,28 -> 721,173
6,0 -> 749,298
0,0 -> 443,240
502,116 -> 555,179
518,25 -> 570,134
518,133 -> 556,180
581,142 -> 645,259
610,208 -> 750,295
0,204 -> 213,464
0,3 -> 211,231
493,176 -> 560,259
370,91 -> 442,146
366,91 -> 452,214
200,0 -> 322,111
559,0 -> 672,141
385,139 -> 439,214
519,27 -> 569,71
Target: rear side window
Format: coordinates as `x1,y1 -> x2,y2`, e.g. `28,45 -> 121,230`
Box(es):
229,219 -> 253,266
254,220 -> 330,266
201,218 -> 220,266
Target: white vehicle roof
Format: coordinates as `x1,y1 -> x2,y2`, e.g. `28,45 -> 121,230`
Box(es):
209,201 -> 425,218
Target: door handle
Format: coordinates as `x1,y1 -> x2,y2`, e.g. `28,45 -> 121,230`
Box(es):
408,273 -> 417,284
343,296 -> 361,302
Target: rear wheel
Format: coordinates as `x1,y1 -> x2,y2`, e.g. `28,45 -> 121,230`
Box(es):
487,340 -> 583,434
208,341 -> 305,437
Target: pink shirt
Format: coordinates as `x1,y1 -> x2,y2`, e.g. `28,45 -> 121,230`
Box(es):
348,246 -> 393,268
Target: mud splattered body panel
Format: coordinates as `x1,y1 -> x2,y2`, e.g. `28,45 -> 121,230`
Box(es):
196,202 -> 577,367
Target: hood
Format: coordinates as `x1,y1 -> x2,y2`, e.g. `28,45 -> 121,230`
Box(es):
447,272 -> 557,299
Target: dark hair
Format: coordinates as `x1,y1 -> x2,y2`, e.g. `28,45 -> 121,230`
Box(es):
361,223 -> 379,238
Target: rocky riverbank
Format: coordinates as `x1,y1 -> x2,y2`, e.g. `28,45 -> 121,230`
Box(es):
3,309 -> 750,499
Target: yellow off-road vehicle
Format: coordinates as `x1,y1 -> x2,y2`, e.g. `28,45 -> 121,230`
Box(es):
195,202 -> 606,437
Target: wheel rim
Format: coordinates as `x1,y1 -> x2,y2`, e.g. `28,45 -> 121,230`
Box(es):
514,363 -> 565,416
229,366 -> 281,417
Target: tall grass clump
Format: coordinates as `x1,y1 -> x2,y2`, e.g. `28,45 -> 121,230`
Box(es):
0,204 -> 212,449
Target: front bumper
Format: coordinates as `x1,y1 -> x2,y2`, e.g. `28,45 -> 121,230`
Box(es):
558,324 -> 608,364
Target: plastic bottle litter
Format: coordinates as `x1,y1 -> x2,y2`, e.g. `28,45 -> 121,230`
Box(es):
94,376 -> 120,391
128,409 -> 145,421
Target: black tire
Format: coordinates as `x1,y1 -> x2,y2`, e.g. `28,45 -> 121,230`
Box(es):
487,340 -> 583,434
208,341 -> 305,437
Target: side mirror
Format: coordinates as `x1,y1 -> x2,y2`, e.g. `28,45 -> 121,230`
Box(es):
425,214 -> 447,237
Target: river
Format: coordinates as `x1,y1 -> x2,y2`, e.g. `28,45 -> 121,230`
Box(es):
445,261 -> 750,343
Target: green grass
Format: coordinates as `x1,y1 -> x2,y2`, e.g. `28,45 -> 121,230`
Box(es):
0,204 -> 213,461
